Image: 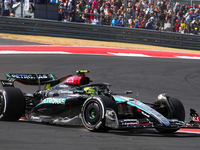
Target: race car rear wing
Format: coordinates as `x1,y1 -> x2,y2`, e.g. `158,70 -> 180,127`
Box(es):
1,70 -> 90,90
1,73 -> 58,88
5,73 -> 58,86
0,73 -> 64,90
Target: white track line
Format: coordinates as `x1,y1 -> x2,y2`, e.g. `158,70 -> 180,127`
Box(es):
175,56 -> 200,59
108,52 -> 151,57
177,131 -> 200,134
0,51 -> 71,54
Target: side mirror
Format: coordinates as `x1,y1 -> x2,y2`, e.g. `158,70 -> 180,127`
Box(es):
124,90 -> 133,95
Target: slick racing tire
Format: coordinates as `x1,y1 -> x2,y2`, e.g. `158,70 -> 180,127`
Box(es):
167,97 -> 185,121
155,96 -> 185,133
81,96 -> 117,132
0,87 -> 25,121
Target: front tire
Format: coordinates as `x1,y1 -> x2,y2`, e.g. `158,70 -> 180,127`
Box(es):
167,97 -> 185,121
81,96 -> 117,132
0,87 -> 25,121
154,95 -> 185,133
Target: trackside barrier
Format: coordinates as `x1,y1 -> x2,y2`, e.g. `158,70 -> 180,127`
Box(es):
0,17 -> 199,50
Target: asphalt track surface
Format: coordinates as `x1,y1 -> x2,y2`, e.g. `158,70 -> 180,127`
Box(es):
0,38 -> 200,150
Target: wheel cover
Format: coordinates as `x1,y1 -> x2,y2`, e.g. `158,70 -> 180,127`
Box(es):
85,102 -> 101,125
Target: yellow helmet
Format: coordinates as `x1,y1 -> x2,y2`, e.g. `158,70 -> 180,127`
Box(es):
84,87 -> 98,96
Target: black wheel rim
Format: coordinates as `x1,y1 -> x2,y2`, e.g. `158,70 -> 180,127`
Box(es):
85,102 -> 101,125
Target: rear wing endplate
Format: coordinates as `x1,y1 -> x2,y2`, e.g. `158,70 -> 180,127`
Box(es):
1,80 -> 14,87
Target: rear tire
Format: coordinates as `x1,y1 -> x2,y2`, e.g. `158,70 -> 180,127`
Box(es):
0,87 -> 25,121
81,96 -> 117,132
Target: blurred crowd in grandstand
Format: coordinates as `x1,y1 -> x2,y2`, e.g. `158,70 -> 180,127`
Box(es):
58,0 -> 200,34
0,0 -> 200,34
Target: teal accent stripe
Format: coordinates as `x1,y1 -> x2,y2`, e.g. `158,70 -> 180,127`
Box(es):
6,73 -> 11,78
114,97 -> 126,103
49,74 -> 55,80
114,97 -> 151,115
127,101 -> 151,115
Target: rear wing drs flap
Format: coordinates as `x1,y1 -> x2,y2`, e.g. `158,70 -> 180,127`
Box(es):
1,73 -> 58,87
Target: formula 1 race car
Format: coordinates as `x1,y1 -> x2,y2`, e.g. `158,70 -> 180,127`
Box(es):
0,70 -> 185,133
182,109 -> 200,128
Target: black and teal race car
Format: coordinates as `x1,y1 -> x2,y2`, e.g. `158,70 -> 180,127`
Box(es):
0,70 -> 185,133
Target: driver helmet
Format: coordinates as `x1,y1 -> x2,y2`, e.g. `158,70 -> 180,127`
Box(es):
84,87 -> 98,96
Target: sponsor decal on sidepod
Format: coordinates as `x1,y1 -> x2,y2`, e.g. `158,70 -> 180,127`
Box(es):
37,98 -> 66,106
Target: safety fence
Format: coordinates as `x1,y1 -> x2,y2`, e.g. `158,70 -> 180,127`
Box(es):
0,17 -> 199,50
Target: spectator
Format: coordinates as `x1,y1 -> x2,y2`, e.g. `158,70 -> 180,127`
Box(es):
92,16 -> 100,24
67,0 -> 72,21
165,10 -> 172,22
106,0 -> 111,9
192,24 -> 199,34
3,0 -> 11,16
180,20 -> 187,33
141,18 -> 145,26
90,7 -> 94,20
84,8 -> 90,23
134,19 -> 139,28
100,3 -> 107,15
63,1 -> 68,18
186,14 -> 191,23
174,19 -> 180,32
146,17 -> 155,30
159,11 -> 166,27
114,0 -> 119,14
149,11 -> 154,18
139,19 -> 146,29
129,17 -> 135,28
92,0 -> 98,13
155,18 -> 161,30
111,16 -> 117,26
117,15 -> 124,27
58,3 -> 65,21
101,15 -> 111,25
79,0 -> 84,13
186,20 -> 192,34
192,20 -> 199,34
63,15 -> 68,22
144,11 -> 150,22
105,15 -> 111,25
